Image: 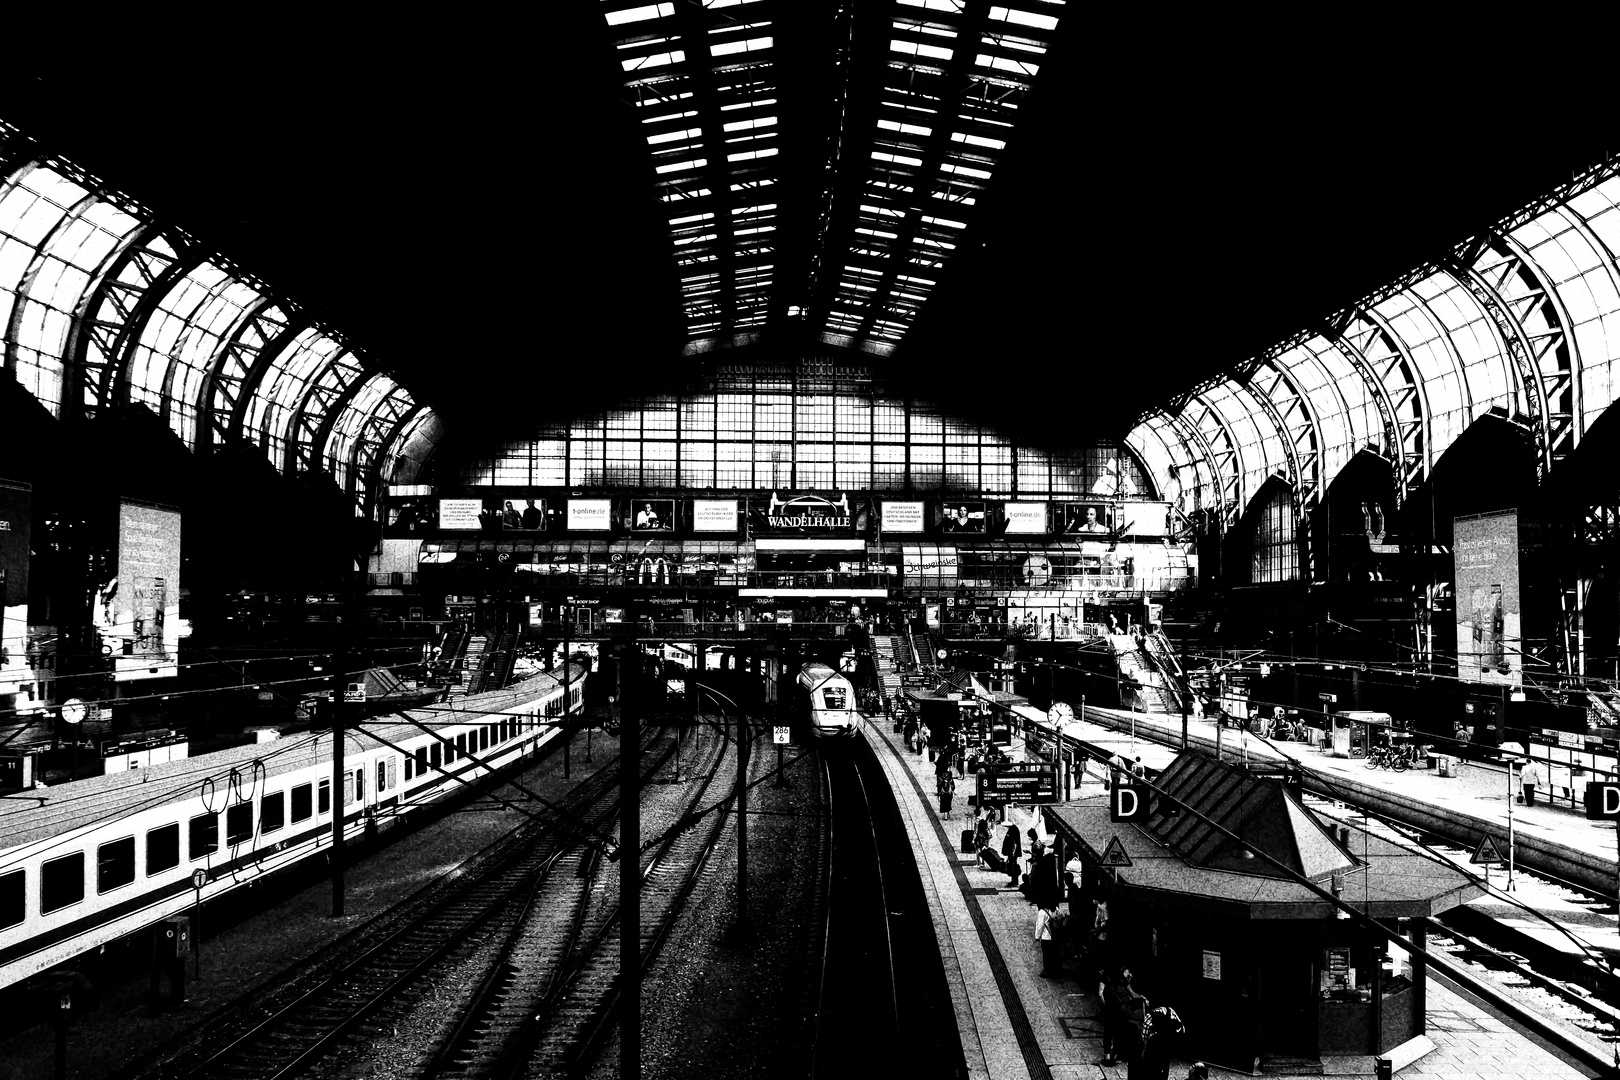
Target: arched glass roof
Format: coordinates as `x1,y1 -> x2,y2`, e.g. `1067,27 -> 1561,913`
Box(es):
1127,158 -> 1620,524
0,121 -> 420,511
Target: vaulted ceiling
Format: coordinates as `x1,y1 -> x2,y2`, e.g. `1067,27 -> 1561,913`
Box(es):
0,12 -> 1612,464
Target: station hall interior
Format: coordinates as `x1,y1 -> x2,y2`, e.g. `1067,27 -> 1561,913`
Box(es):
2,9 -> 1620,1075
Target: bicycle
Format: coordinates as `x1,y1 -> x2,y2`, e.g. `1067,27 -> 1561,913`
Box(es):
1365,744 -> 1409,771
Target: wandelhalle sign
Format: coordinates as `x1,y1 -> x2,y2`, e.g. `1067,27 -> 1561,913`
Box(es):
750,492 -> 857,535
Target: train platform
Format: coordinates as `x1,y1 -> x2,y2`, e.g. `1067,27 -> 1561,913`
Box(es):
862,712 -> 1597,1079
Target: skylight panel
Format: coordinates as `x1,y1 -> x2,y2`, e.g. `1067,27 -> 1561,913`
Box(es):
898,0 -> 965,12
854,228 -> 900,240
635,89 -> 695,106
735,225 -> 775,236
860,202 -> 906,219
642,109 -> 698,124
729,178 -> 777,191
921,215 -> 967,229
648,126 -> 703,145
891,38 -> 955,62
989,5 -> 1060,29
704,0 -> 763,9
669,211 -> 715,225
878,119 -> 934,137
952,131 -> 1007,150
975,52 -> 1039,75
605,3 -> 675,25
896,274 -> 936,286
623,50 -> 686,72
709,20 -> 769,34
873,151 -> 924,167
672,232 -> 718,247
940,161 -> 992,179
983,32 -> 1048,55
656,157 -> 708,174
731,203 -> 777,215
726,147 -> 778,162
711,36 -> 773,56
723,116 -> 778,132
721,97 -> 778,110
660,187 -> 713,201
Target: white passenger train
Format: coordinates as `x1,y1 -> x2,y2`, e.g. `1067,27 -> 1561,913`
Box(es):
797,662 -> 863,739
0,662 -> 586,992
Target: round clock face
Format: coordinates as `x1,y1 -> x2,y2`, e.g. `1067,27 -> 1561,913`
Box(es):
1049,701 -> 1074,726
61,698 -> 86,725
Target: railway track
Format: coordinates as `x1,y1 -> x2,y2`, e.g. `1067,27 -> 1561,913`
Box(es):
131,728 -> 669,1080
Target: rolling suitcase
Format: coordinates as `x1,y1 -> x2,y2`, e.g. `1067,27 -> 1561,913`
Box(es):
961,828 -> 975,854
979,848 -> 1005,873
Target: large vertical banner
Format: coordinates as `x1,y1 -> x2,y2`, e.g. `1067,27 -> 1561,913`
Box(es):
1454,510 -> 1520,686
0,480 -> 30,695
107,499 -> 183,681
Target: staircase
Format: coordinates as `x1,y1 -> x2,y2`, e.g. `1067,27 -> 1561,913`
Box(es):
870,634 -> 906,704
1113,638 -> 1179,713
449,634 -> 487,702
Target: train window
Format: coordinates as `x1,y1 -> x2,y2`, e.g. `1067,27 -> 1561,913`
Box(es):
456,733 -> 468,757
41,853 -> 85,914
262,791 -> 285,834
377,761 -> 387,793
344,771 -> 355,806
386,758 -> 397,789
189,814 -> 219,861
147,823 -> 180,875
354,767 -> 365,803
318,779 -> 331,815
0,870 -> 22,930
416,746 -> 429,775
480,726 -> 489,751
97,837 -> 136,893
823,687 -> 847,709
291,783 -> 313,823
430,743 -> 441,768
226,803 -> 253,846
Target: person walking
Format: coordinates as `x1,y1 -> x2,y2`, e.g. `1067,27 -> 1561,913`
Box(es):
937,770 -> 955,817
1001,822 -> 1023,888
973,806 -> 993,861
1521,757 -> 1542,806
1133,1005 -> 1186,1080
1035,901 -> 1063,977
1101,965 -> 1144,1067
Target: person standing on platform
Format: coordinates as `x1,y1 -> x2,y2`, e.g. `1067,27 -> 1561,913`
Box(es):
973,806 -> 993,861
937,769 -> 955,817
1002,823 -> 1023,888
1101,965 -> 1143,1067
1521,757 -> 1542,806
1035,901 -> 1063,977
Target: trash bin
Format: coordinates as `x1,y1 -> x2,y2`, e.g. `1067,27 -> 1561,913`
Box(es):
1437,756 -> 1453,777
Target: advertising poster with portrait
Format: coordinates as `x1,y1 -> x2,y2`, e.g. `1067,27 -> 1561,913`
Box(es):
937,501 -> 986,534
628,498 -> 675,532
1062,503 -> 1112,535
1002,501 -> 1049,535
0,480 -> 30,694
105,499 -> 183,681
1454,510 -> 1521,686
692,499 -> 738,533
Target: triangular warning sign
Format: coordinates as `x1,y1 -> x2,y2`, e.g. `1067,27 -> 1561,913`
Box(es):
1099,835 -> 1133,868
1470,833 -> 1505,865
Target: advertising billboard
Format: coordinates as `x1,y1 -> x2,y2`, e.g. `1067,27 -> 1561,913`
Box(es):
693,499 -> 738,532
568,499 -> 612,531
0,480 -> 30,694
1061,503 -> 1112,534
1003,501 -> 1049,535
439,499 -> 482,530
629,498 -> 675,532
749,492 -> 856,535
938,501 -> 986,533
881,501 -> 925,533
1454,510 -> 1521,686
106,499 -> 183,681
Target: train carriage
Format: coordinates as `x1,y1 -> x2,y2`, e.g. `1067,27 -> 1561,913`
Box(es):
797,662 -> 862,739
0,663 -> 585,993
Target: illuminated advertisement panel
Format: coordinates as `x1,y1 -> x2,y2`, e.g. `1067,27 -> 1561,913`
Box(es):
568,499 -> 612,531
0,480 -> 30,694
937,501 -> 986,533
692,499 -> 738,533
629,498 -> 675,532
1454,510 -> 1520,686
882,501 -> 925,533
106,500 -> 183,681
1003,501 -> 1049,535
1061,503 -> 1112,534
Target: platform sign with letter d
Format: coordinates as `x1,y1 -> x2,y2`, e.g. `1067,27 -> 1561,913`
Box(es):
1585,782 -> 1620,820
1110,783 -> 1150,823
